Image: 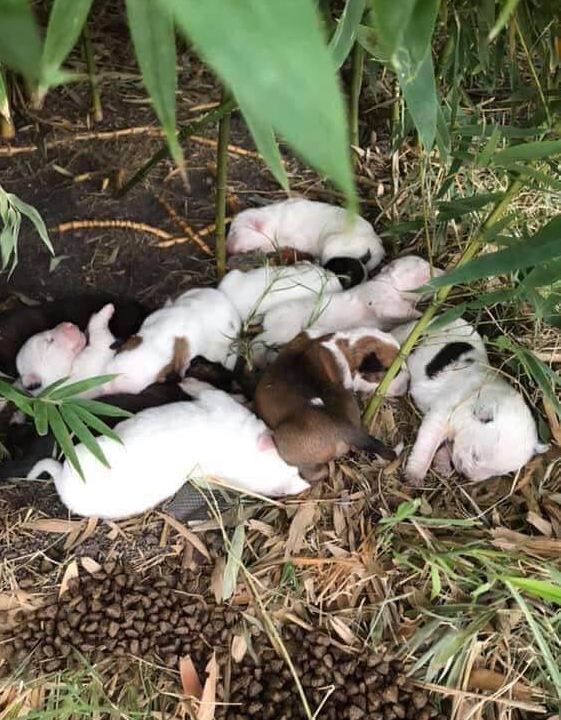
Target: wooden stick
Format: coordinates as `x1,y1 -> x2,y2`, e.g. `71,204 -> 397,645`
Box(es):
52,219 -> 185,242
153,194 -> 213,256
189,134 -> 260,158
82,23 -> 102,123
155,220 -> 229,249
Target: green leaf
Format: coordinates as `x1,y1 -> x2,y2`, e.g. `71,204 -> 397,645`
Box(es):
437,193 -> 503,221
368,0 -> 416,61
505,576 -> 561,605
126,0 -> 184,174
36,0 -> 93,100
33,401 -> 49,437
0,0 -> 42,82
47,374 -> 116,400
488,0 -> 521,41
71,404 -> 123,445
7,192 -> 54,255
60,405 -> 110,468
73,399 -> 132,419
431,216 -> 561,288
0,69 -> 11,125
493,140 -> 561,164
239,101 -> 288,190
163,0 -> 356,207
0,378 -> 33,416
398,45 -> 437,150
222,524 -> 245,601
47,403 -> 83,479
329,0 -> 366,69
520,258 -> 561,290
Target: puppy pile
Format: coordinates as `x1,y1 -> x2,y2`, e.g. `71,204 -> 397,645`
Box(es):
0,198 -> 546,519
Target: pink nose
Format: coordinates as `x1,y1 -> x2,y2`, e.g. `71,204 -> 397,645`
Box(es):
55,322 -> 85,350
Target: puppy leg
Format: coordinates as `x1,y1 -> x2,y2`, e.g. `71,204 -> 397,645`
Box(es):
87,303 -> 116,348
433,444 -> 454,478
405,409 -> 451,485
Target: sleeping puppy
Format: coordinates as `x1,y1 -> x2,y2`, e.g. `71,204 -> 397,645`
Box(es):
0,292 -> 149,377
0,382 -> 190,481
226,198 -> 385,273
16,288 -> 241,397
252,256 -> 440,366
254,329 -> 398,481
392,317 -> 548,484
28,380 -> 309,519
218,261 -> 343,321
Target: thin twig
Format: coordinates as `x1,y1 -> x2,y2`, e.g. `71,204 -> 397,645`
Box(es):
190,135 -> 259,158
214,89 -> 232,280
115,96 -> 237,198
155,221 -> 229,249
411,680 -> 546,713
153,194 -> 213,256
350,43 -> 365,149
52,219 -> 185,242
363,175 -> 526,426
82,24 -> 102,123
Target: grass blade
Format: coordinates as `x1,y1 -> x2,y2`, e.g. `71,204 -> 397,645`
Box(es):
47,403 -> 83,479
60,405 -> 110,468
164,0 -> 356,207
222,524 -> 245,601
437,193 -> 504,220
7,191 -> 54,254
239,101 -> 288,189
493,139 -> 561,164
36,0 -> 93,102
126,0 -> 184,176
504,576 -> 561,605
0,0 -> 42,82
329,0 -> 366,69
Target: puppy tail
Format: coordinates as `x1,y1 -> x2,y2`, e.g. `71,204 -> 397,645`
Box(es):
28,459 -> 63,481
350,429 -> 395,461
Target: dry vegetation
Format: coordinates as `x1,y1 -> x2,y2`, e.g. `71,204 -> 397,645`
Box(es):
1,2 -> 561,719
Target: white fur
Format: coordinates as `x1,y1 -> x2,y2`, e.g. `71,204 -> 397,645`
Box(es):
318,326 -> 409,397
16,289 -> 241,397
28,380 -> 309,519
400,317 -> 547,483
252,256 -> 440,365
218,262 -> 342,320
226,198 -> 385,270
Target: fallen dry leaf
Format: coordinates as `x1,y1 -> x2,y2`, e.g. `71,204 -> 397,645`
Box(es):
526,511 -> 552,537
330,616 -> 357,646
467,668 -> 533,701
492,527 -> 561,557
159,513 -> 211,560
231,634 -> 247,663
23,519 -> 83,534
197,653 -> 218,720
210,557 -> 225,603
179,655 -> 203,700
80,557 -> 102,574
284,502 -> 317,558
59,560 -> 79,598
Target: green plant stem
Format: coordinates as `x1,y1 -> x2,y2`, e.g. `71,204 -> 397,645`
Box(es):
363,175 -> 526,427
215,89 -> 232,280
82,24 -> 102,123
514,17 -> 552,127
350,42 -> 364,148
115,96 -> 237,198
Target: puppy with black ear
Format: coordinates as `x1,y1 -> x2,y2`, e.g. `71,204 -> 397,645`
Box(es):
392,317 -> 548,484
254,328 -> 399,481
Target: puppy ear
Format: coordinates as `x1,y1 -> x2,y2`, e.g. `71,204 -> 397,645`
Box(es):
257,432 -> 276,452
358,352 -> 384,375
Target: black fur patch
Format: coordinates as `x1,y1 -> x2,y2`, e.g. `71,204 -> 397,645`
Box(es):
358,352 -> 384,375
323,257 -> 367,289
359,250 -> 372,265
426,341 -> 475,378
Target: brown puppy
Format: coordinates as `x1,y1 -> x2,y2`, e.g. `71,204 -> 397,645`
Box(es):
254,331 -> 395,481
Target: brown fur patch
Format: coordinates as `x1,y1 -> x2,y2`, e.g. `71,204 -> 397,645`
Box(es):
156,337 -> 190,383
336,336 -> 399,380
115,334 -> 143,353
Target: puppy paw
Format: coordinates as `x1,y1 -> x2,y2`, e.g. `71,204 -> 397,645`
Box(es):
404,464 -> 425,487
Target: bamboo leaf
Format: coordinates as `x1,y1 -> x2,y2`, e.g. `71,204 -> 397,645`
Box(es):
0,378 -> 33,416
222,524 -> 245,601
368,0 -> 416,61
33,401 -> 49,437
163,0 -> 356,206
47,404 -> 83,479
36,0 -> 93,100
504,576 -> 561,605
239,102 -> 288,190
493,140 -> 561,164
437,193 -> 503,220
398,45 -> 438,150
60,405 -> 110,468
0,0 -> 42,82
71,404 -> 123,444
329,0 -> 366,69
488,0 -> 521,41
520,259 -> 561,290
7,192 -> 54,254
0,69 -> 12,125
73,399 -> 132,419
431,216 -> 561,288
47,374 -> 116,400
126,0 -> 184,174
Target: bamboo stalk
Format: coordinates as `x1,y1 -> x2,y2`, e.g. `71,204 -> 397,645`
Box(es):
214,89 -> 232,280
115,97 -> 237,198
363,176 -> 526,426
350,43 -> 365,148
82,24 -> 102,123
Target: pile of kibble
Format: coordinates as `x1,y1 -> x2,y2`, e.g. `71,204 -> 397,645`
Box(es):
1,562 -> 448,719
217,625 -> 448,720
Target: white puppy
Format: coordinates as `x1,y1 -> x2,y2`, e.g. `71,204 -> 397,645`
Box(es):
28,380 -> 309,519
226,198 -> 385,271
218,261 -> 342,320
16,288 -> 241,397
252,256 -> 439,365
392,317 -> 547,484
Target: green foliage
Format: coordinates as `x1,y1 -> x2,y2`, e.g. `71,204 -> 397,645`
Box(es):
0,184 -> 53,276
